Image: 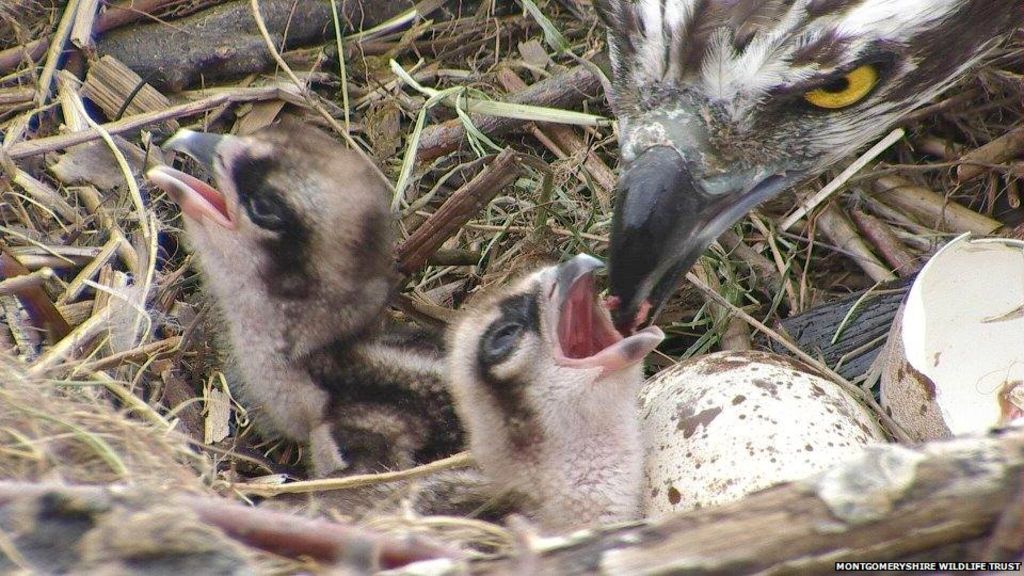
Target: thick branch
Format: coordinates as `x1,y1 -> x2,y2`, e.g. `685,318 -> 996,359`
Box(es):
0,482 -> 458,572
95,0 -> 416,92
462,428 -> 1024,574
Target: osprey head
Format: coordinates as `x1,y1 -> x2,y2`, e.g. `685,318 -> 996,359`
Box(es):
598,0 -> 1017,332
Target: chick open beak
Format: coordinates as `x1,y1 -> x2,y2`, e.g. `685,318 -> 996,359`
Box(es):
146,130 -> 235,229
552,254 -> 664,373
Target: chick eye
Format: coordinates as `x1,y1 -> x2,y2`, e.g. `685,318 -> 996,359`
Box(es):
242,194 -> 287,230
483,322 -> 524,364
803,64 -> 878,109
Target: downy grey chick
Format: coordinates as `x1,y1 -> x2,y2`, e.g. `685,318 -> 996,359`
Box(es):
447,255 -> 664,533
148,124 -> 461,476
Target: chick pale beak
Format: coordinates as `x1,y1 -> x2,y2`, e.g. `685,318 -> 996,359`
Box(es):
607,145 -> 796,333
161,129 -> 225,169
146,130 -> 237,229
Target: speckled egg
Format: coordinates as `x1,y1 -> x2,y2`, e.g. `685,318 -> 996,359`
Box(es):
639,351 -> 887,516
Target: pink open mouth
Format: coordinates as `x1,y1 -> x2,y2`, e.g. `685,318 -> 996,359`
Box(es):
147,165 -> 234,229
604,295 -> 652,336
559,271 -> 620,359
553,264 -> 664,373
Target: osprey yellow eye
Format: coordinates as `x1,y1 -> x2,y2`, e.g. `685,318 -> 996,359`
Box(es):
803,64 -> 879,109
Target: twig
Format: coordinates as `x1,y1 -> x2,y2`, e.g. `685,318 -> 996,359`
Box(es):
0,482 -> 462,570
850,210 -> 918,275
417,64 -> 602,161
75,336 -> 182,372
956,126 -> 1024,183
814,203 -> 896,283
496,67 -> 615,210
780,128 -> 905,231
397,149 -> 522,275
233,451 -> 472,497
35,0 -> 82,105
7,86 -> 284,160
872,175 -> 1003,235
0,251 -> 71,343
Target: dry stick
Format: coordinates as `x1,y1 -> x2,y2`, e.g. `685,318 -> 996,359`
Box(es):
496,68 -> 615,210
6,86 -> 282,160
396,148 -> 522,275
747,214 -> 801,312
70,0 -> 102,51
872,175 -> 1003,235
0,87 -> 34,106
0,38 -> 48,75
417,64 -> 602,161
780,128 -> 905,231
0,268 -> 55,296
899,88 -> 979,124
12,168 -> 81,223
718,229 -> 785,294
35,0 -> 82,105
189,496 -> 462,569
0,251 -> 72,342
816,203 -> 896,284
857,192 -> 937,240
76,335 -> 182,372
233,451 -> 473,497
76,186 -> 140,275
88,370 -> 174,430
27,306 -> 113,377
916,135 -> 964,160
693,262 -> 751,352
0,482 -> 461,569
957,126 -> 1024,183
850,209 -> 918,275
684,271 -> 912,443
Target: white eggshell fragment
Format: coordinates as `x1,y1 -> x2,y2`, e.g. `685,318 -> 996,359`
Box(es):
881,233 -> 1024,440
639,351 -> 886,516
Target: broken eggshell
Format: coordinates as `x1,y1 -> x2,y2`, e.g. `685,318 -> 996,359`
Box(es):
639,351 -> 886,516
880,233 -> 1024,441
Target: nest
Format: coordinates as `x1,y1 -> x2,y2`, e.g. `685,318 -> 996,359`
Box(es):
0,0 -> 1021,572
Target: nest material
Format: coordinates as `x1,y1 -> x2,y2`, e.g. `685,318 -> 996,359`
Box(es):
0,0 -> 1021,571
0,356 -> 203,490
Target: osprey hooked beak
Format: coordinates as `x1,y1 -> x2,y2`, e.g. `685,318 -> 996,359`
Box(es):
598,0 -> 1017,334
607,124 -> 797,334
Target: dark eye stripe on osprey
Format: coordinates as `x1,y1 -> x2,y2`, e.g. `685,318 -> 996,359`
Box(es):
595,0 -> 1017,334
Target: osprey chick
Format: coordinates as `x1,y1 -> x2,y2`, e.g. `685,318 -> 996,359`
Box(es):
448,255 -> 664,533
148,125 -> 461,476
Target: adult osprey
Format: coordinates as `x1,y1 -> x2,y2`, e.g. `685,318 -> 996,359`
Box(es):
596,0 -> 1018,332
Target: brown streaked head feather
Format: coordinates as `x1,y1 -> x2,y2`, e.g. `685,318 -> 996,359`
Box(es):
597,0 -> 1018,331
